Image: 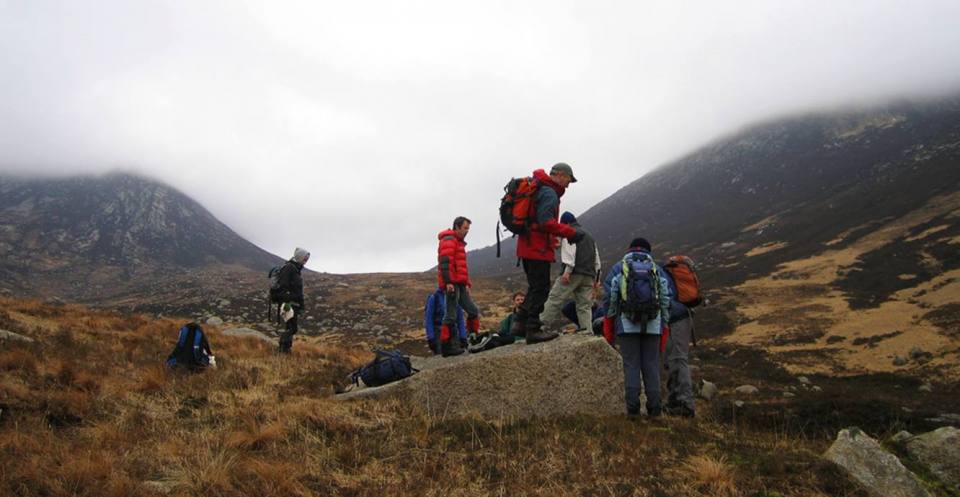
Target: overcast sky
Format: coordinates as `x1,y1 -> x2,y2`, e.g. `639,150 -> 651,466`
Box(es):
2,1 -> 959,273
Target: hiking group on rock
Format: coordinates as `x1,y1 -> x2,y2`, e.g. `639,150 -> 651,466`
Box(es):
426,162 -> 703,417
177,161 -> 702,419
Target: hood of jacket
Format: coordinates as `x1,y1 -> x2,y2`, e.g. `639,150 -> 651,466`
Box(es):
437,228 -> 466,243
532,168 -> 566,198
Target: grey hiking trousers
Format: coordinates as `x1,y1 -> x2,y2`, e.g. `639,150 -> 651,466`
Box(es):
540,273 -> 594,332
665,317 -> 695,412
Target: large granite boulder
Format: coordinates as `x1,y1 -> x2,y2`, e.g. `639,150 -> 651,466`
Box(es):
221,327 -> 277,344
337,334 -> 626,419
824,427 -> 931,497
904,427 -> 960,490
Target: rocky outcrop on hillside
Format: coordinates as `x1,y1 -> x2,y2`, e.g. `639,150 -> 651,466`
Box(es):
903,427 -> 960,490
337,334 -> 626,419
824,427 -> 931,497
469,96 -> 960,295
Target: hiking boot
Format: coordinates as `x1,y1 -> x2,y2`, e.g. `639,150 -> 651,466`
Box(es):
441,338 -> 464,357
664,404 -> 695,418
525,329 -> 559,345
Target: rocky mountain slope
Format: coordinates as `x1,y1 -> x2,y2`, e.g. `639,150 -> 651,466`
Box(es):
0,173 -> 282,302
470,95 -> 960,378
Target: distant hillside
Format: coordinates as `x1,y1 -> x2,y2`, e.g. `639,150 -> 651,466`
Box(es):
470,96 -> 960,292
0,173 -> 282,302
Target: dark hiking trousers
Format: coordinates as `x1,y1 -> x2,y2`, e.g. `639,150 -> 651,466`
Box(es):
515,258 -> 552,330
666,317 -> 695,412
279,308 -> 299,353
619,333 -> 662,415
443,284 -> 479,326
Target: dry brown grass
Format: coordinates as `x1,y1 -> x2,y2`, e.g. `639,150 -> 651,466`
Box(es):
0,297 -> 870,497
679,454 -> 739,496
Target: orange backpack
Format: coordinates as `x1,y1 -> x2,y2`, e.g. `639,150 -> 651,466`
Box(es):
496,177 -> 539,257
664,255 -> 703,307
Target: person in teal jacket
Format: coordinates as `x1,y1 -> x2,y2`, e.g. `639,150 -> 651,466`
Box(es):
602,238 -> 671,417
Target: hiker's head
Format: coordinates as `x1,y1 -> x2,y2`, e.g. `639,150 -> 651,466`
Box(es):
560,211 -> 577,225
629,238 -> 651,252
511,291 -> 525,309
293,247 -> 310,265
453,216 -> 471,239
550,162 -> 577,187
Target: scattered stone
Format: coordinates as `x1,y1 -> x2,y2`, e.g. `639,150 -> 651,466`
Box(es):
812,385 -> 823,393
798,376 -> 811,384
142,480 -> 175,495
0,329 -> 35,343
734,401 -> 745,408
904,427 -> 960,489
783,391 -> 796,398
918,382 -> 933,393
902,407 -> 914,413
45,296 -> 66,306
222,327 -> 277,344
376,336 -> 391,345
206,316 -> 224,326
925,413 -> 960,425
375,295 -> 389,305
338,334 -> 625,419
891,431 -> 914,444
735,385 -> 759,395
909,347 -> 934,364
699,380 -> 719,401
824,427 -> 931,497
892,355 -> 909,366
218,299 -> 231,307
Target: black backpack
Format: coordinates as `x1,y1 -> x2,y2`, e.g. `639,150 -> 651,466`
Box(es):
350,349 -> 418,387
166,323 -> 210,370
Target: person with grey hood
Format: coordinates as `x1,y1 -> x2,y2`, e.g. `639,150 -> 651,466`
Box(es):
539,211 -> 601,333
276,247 -> 310,354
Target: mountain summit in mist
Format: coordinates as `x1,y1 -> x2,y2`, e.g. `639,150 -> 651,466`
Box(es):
0,172 -> 281,302
470,95 -> 960,291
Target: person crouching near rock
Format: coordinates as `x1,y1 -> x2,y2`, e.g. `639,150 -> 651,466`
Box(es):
497,291 -> 525,339
425,287 -> 468,354
601,238 -> 670,417
276,247 -> 309,354
437,216 -> 481,357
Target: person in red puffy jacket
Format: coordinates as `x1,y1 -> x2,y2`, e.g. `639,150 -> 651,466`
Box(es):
437,216 -> 481,356
511,163 -> 585,344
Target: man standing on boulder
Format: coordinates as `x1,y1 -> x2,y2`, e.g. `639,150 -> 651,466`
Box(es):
437,216 -> 481,357
511,163 -> 584,344
276,247 -> 309,354
540,211 -> 601,334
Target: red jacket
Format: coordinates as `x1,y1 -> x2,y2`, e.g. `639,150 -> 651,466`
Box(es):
437,229 -> 470,287
517,169 -> 577,262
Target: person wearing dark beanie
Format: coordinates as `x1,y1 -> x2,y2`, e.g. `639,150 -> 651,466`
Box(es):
630,238 -> 651,252
600,237 -> 669,417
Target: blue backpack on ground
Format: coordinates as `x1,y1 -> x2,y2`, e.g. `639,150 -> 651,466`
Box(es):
351,349 -> 418,387
166,323 -> 211,370
619,255 -> 662,324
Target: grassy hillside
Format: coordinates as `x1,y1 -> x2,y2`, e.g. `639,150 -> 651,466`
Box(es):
5,297 -> 960,496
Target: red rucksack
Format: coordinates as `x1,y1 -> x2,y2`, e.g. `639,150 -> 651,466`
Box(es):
496,177 -> 539,257
664,255 -> 703,307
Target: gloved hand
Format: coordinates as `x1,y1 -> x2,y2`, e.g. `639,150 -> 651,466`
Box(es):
659,324 -> 670,354
602,317 -> 615,346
